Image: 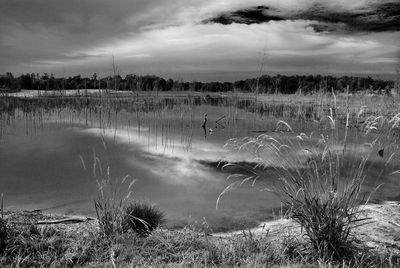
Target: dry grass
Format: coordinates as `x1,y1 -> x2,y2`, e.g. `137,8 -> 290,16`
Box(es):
0,218 -> 398,267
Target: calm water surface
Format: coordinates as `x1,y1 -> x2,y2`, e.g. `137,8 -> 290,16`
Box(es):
0,99 -> 399,231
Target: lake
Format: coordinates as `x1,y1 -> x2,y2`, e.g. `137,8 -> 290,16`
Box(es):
0,94 -> 399,231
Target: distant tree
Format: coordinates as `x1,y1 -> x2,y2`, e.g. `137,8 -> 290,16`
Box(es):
18,74 -> 33,89
0,72 -> 395,94
41,73 -> 49,80
48,75 -> 56,90
166,79 -> 174,91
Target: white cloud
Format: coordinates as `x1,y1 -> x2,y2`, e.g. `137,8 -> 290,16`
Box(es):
62,19 -> 398,76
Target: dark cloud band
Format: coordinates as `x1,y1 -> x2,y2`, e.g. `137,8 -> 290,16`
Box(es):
203,6 -> 285,25
203,2 -> 400,33
299,2 -> 400,32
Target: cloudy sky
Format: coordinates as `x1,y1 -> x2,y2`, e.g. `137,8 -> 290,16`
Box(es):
0,0 -> 399,81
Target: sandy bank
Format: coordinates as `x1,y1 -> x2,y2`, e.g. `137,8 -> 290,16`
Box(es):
212,201 -> 400,254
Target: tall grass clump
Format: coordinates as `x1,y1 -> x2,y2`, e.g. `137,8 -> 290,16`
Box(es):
123,202 -> 166,235
221,109 -> 398,262
90,152 -> 165,238
91,152 -> 136,237
94,172 -> 136,237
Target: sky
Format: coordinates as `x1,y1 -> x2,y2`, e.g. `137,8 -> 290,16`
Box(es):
0,0 -> 399,81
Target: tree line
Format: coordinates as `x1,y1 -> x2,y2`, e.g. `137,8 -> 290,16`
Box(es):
0,72 -> 395,94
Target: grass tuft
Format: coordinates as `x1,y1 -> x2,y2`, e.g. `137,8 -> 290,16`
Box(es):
123,202 -> 166,235
280,172 -> 365,261
91,153 -> 136,238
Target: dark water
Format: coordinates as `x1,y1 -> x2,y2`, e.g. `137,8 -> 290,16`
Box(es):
0,97 -> 399,231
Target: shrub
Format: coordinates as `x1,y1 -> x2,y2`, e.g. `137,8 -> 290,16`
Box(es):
123,202 -> 165,234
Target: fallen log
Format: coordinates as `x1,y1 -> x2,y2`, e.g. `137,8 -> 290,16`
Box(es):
389,221 -> 400,229
37,217 -> 95,225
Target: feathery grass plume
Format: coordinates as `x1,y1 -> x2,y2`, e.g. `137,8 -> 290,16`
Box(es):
221,108 -> 400,262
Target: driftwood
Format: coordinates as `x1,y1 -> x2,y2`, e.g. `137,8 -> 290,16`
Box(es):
389,221 -> 400,229
37,217 -> 95,225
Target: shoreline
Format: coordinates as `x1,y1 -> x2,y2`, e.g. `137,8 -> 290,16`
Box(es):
2,201 -> 399,266
4,201 -> 399,253
213,201 -> 400,254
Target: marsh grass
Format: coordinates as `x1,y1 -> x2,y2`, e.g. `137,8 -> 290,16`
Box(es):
90,150 -> 166,239
91,151 -> 136,237
93,172 -> 136,237
280,173 -> 365,260
1,92 -> 400,266
220,103 -> 400,263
